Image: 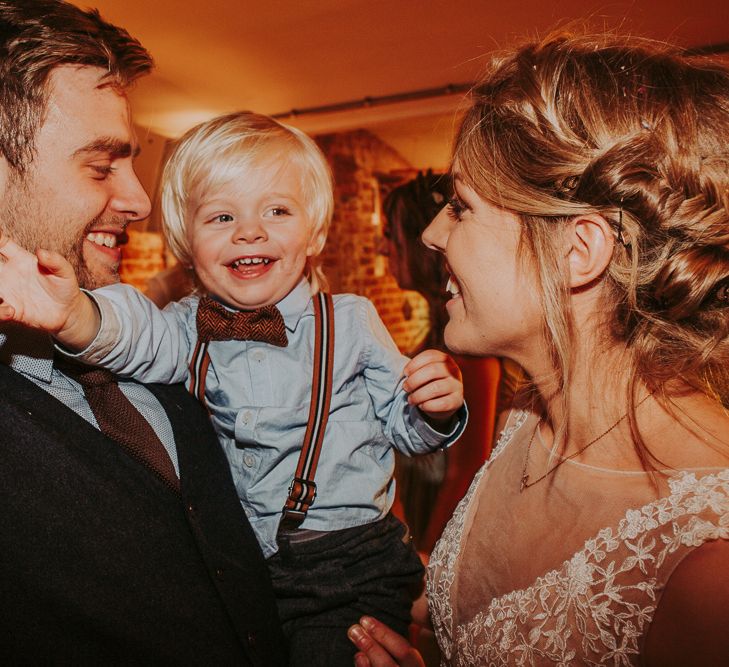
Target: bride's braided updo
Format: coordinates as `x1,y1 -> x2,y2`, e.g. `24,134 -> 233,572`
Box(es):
455,32 -> 729,439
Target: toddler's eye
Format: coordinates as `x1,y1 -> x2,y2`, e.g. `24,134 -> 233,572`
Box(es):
269,206 -> 291,217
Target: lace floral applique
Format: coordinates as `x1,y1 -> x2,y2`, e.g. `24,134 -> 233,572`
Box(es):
428,466 -> 729,666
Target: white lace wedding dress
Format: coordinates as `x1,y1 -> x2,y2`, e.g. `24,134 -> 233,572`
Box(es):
426,410 -> 729,666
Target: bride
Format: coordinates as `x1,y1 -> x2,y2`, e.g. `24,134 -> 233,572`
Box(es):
349,31 -> 729,666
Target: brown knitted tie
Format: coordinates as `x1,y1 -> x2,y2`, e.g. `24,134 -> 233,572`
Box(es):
196,296 -> 288,346
57,358 -> 180,492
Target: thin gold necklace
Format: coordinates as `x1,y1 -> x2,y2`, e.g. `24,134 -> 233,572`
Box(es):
519,394 -> 652,492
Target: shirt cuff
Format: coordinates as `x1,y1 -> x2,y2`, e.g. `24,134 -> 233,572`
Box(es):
409,402 -> 469,449
53,289 -> 122,361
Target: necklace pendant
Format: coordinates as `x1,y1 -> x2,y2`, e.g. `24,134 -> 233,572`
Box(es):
520,474 -> 529,492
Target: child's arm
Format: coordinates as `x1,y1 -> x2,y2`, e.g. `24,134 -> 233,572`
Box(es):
358,298 -> 467,453
0,233 -> 100,349
82,283 -> 194,384
0,232 -> 193,385
402,349 -> 464,431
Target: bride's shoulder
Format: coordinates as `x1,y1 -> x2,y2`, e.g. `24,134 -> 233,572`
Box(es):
491,404 -> 536,460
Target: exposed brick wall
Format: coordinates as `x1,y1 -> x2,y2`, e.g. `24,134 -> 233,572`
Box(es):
316,129 -> 430,354
119,126 -> 171,292
119,229 -> 166,291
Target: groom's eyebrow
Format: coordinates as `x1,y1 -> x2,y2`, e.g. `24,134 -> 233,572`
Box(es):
73,137 -> 140,159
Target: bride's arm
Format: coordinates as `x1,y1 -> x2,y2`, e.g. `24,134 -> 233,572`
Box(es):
411,551 -> 431,630
643,539 -> 729,666
411,585 -> 430,630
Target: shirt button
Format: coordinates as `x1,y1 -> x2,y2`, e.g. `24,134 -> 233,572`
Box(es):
251,349 -> 266,362
244,454 -> 255,468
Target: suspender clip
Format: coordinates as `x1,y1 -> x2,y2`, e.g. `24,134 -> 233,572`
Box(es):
287,477 -> 317,506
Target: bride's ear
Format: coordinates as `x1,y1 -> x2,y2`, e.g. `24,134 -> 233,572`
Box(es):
564,214 -> 615,289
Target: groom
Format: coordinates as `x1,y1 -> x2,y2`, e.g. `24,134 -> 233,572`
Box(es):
0,1 -> 285,663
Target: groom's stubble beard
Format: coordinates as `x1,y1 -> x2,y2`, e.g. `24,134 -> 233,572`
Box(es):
0,168 -> 117,290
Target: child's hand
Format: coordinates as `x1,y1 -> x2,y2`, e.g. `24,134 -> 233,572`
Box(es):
403,349 -> 463,429
0,233 -> 99,349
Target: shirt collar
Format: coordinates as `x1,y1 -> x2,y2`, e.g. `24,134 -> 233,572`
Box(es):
276,279 -> 314,333
0,324 -> 55,383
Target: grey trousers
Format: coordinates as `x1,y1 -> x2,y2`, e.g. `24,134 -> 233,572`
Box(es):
268,513 -> 424,667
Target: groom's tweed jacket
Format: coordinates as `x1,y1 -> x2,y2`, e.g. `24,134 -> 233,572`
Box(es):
0,362 -> 286,665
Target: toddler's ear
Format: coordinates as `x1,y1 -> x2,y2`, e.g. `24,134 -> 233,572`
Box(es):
565,214 -> 615,289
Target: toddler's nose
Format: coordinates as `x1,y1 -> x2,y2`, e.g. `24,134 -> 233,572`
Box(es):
234,218 -> 267,243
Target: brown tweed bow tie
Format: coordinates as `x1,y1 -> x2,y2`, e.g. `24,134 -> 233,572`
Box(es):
196,296 -> 288,346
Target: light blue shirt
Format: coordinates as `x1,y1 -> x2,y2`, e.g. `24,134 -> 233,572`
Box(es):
82,280 -> 466,557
